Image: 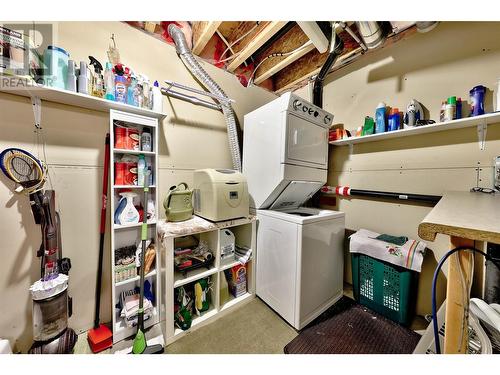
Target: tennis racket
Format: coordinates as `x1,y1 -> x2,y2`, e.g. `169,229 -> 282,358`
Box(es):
0,148 -> 46,193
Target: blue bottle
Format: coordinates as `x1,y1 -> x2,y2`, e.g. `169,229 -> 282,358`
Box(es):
388,108 -> 400,131
375,102 -> 386,133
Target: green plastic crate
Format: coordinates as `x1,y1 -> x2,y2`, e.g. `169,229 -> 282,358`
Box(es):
351,253 -> 417,326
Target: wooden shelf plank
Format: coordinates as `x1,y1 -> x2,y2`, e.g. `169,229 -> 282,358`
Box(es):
330,112 -> 500,146
0,74 -> 167,120
418,191 -> 500,244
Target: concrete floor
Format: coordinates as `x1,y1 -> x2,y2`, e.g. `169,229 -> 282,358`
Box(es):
74,284 -> 427,354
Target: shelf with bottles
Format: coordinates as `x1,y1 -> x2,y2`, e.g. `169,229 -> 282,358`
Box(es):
0,73 -> 167,120
173,231 -> 218,287
173,276 -> 216,336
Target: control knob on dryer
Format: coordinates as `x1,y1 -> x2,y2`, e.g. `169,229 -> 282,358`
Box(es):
324,115 -> 332,124
292,100 -> 302,111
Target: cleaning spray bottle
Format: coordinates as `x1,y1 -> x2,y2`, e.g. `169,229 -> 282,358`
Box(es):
104,62 -> 115,101
114,192 -> 140,225
89,56 -> 104,98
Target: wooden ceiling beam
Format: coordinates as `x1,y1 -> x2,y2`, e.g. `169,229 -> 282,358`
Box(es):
253,23 -> 315,85
274,25 -> 418,94
227,21 -> 287,72
192,21 -> 222,55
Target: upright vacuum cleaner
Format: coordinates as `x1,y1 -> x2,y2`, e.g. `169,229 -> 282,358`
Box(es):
132,168 -> 164,354
87,134 -> 113,353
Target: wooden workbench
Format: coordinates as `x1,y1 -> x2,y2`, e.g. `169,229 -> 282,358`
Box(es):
418,190 -> 500,354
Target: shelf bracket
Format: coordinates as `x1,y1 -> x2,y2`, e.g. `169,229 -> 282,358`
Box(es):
477,121 -> 487,151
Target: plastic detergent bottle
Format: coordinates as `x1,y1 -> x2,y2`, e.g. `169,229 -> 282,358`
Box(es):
137,154 -> 146,187
115,192 -> 139,225
152,81 -> 163,113
388,108 -> 400,131
470,85 -> 486,116
456,97 -> 462,119
444,96 -> 456,121
141,128 -> 152,152
115,75 -> 127,103
104,62 -> 115,101
127,76 -> 137,107
375,102 -> 386,133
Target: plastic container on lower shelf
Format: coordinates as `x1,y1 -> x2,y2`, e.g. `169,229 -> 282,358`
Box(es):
351,253 -> 417,326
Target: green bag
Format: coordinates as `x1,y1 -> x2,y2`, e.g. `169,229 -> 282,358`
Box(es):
163,182 -> 193,222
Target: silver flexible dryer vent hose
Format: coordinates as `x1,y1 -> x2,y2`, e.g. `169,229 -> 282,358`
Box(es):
168,24 -> 242,171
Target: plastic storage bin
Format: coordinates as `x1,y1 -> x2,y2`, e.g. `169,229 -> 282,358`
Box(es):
351,253 -> 417,326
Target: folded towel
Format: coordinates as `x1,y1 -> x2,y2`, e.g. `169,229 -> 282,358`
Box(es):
350,229 -> 426,272
235,245 -> 252,265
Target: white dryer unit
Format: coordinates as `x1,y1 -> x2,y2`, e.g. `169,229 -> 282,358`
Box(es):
256,207 -> 345,330
243,93 -> 345,330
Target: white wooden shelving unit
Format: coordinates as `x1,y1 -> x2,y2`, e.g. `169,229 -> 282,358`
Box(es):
109,110 -> 161,344
157,216 -> 257,345
329,112 -> 500,147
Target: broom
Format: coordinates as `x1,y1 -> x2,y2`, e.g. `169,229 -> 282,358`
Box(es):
87,134 -> 113,353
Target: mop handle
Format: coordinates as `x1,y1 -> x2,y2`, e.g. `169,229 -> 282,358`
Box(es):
137,169 -> 150,332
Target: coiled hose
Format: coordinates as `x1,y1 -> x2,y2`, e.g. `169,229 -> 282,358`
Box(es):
168,24 -> 242,171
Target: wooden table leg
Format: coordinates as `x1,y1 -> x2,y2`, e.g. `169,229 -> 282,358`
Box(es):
444,236 -> 475,354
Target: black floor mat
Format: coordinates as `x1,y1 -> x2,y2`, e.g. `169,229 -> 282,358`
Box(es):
284,297 -> 421,354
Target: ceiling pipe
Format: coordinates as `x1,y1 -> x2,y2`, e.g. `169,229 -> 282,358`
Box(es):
355,22 -> 385,50
312,22 -> 344,108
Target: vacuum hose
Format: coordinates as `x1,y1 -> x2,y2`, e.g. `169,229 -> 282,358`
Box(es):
312,24 -> 344,108
168,24 -> 242,171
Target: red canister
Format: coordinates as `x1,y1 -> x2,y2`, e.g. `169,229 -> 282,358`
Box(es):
115,161 -> 138,186
114,125 -> 140,150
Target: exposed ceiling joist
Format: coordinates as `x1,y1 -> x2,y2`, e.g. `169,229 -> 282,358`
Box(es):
192,21 -> 222,55
227,21 -> 287,72
275,47 -> 363,94
254,42 -> 314,85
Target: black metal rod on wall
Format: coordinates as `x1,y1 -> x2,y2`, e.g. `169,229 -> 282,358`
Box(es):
321,185 -> 442,205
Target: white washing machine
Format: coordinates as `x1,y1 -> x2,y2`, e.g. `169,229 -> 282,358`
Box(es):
256,207 -> 344,329
243,92 -> 345,329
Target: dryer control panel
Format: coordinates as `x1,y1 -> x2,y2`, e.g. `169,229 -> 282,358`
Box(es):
287,94 -> 333,127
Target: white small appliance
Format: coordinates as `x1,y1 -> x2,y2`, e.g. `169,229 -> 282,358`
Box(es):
193,168 -> 249,222
243,92 -> 344,329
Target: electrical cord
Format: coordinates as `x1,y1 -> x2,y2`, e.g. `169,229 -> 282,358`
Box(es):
431,246 -> 500,354
247,40 -> 313,86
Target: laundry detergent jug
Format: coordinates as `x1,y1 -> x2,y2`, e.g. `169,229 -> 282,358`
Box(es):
163,182 -> 193,222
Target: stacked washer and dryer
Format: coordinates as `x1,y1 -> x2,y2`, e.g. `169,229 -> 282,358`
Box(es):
243,92 -> 345,330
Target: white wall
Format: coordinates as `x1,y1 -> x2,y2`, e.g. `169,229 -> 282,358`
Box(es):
305,21 -> 500,315
0,21 -> 276,352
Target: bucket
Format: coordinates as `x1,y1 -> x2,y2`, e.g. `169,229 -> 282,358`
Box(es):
114,126 -> 140,151
115,161 -> 138,186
